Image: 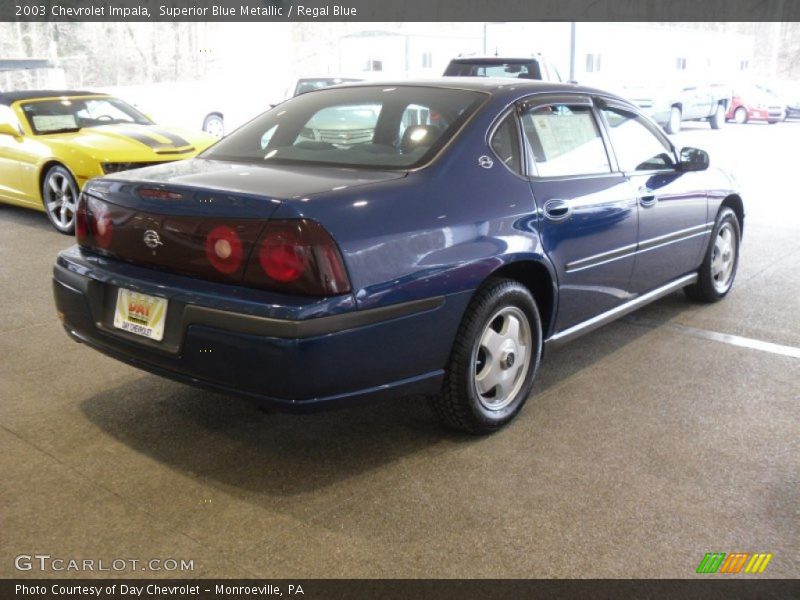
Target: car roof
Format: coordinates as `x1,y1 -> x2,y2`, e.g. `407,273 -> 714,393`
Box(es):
449,56 -> 545,64
297,77 -> 362,82
334,77 -> 604,96
326,78 -> 636,114
0,90 -> 108,105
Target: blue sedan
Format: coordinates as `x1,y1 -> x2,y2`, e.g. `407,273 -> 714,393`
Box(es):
53,79 -> 744,433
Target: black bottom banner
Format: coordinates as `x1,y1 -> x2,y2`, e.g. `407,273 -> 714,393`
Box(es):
3,579 -> 799,600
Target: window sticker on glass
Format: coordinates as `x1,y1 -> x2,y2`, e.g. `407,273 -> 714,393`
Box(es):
523,105 -> 610,177
31,114 -> 78,132
530,112 -> 598,161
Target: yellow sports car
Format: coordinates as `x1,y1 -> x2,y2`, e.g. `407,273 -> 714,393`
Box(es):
0,90 -> 217,233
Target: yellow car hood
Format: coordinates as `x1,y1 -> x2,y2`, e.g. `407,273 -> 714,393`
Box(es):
45,123 -> 215,161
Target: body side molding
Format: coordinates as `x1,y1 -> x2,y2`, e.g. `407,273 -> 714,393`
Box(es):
545,273 -> 698,347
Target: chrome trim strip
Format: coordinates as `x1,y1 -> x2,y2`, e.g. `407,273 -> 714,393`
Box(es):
566,242 -> 638,272
638,222 -> 713,251
565,221 -> 715,273
545,273 -> 698,347
636,230 -> 709,256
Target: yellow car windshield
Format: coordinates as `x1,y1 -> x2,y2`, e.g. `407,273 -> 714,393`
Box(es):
21,96 -> 152,134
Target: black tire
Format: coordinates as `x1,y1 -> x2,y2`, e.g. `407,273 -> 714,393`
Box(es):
710,103 -> 725,129
431,278 -> 543,434
665,105 -> 682,134
734,106 -> 748,124
684,208 -> 741,303
41,165 -> 79,235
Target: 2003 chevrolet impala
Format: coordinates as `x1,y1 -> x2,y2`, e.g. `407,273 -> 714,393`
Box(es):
53,80 -> 743,433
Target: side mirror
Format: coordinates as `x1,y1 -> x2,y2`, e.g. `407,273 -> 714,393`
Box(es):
679,147 -> 709,171
0,122 -> 21,137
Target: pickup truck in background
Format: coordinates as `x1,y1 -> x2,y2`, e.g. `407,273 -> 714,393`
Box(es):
619,82 -> 731,134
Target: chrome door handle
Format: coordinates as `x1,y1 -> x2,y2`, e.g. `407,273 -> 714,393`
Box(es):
638,187 -> 657,208
543,199 -> 572,221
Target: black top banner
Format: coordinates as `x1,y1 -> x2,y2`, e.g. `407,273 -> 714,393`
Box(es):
1,0 -> 799,22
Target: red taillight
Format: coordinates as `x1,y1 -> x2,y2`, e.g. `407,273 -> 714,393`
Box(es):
244,220 -> 350,296
204,225 -> 243,274
75,195 -> 89,244
258,227 -> 307,282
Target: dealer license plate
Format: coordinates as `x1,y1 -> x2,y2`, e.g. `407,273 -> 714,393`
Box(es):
113,288 -> 168,341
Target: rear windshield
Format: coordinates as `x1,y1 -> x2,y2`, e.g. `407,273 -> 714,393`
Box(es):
444,61 -> 542,80
202,85 -> 487,170
294,78 -> 361,96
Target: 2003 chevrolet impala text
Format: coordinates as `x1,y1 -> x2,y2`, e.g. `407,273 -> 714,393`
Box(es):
53,80 -> 744,433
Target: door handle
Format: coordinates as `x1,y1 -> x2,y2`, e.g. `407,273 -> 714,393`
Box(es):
638,187 -> 657,208
543,199 -> 572,221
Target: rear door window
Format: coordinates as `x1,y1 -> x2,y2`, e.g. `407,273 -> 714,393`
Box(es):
520,103 -> 611,177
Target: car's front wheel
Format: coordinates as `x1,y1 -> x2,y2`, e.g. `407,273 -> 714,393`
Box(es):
41,165 -> 79,235
710,103 -> 725,129
684,207 -> 741,303
432,278 -> 542,434
734,106 -> 748,124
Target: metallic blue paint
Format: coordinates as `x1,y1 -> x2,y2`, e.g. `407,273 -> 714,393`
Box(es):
53,80 -> 743,410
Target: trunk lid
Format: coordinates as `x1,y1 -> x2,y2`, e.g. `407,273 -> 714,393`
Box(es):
80,158 -> 402,289
97,158 -> 407,211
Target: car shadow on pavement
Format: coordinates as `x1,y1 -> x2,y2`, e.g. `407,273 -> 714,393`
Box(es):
79,292 -> 692,498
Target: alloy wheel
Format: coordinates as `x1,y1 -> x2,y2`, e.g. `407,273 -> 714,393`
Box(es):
44,170 -> 78,232
711,222 -> 737,293
471,306 -> 532,411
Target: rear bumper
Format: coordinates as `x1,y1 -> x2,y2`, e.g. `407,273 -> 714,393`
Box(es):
53,247 -> 469,411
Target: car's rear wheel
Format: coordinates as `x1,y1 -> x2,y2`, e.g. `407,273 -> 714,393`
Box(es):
684,208 -> 740,303
665,106 -> 682,134
734,107 -> 748,124
41,165 -> 79,235
202,113 -> 225,138
710,103 -> 725,129
432,278 -> 542,434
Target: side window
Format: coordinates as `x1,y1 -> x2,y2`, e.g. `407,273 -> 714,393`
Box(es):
490,113 -> 522,174
600,107 -> 676,172
520,103 -> 611,177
